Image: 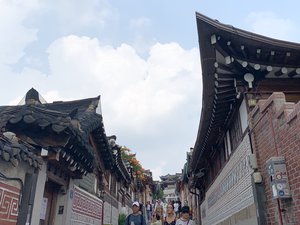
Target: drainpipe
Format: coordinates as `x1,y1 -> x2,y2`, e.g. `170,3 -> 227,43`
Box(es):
268,110 -> 284,225
248,108 -> 284,225
189,188 -> 201,225
17,172 -> 38,225
247,130 -> 267,225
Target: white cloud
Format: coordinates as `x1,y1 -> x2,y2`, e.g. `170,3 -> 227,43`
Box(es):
150,161 -> 167,181
0,1 -> 202,179
0,0 -> 38,65
246,11 -> 297,41
46,36 -> 201,135
45,36 -> 201,177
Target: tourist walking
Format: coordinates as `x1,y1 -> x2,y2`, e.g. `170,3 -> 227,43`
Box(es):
177,200 -> 182,215
154,200 -> 164,219
175,206 -> 195,225
164,204 -> 176,225
146,201 -> 152,222
151,214 -> 162,225
125,202 -> 147,225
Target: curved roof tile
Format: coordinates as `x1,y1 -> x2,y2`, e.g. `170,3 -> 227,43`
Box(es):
0,132 -> 43,168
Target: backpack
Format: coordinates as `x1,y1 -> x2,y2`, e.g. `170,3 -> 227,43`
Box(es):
126,214 -> 143,225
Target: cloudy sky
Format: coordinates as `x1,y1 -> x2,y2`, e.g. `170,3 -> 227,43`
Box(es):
2,0 -> 300,180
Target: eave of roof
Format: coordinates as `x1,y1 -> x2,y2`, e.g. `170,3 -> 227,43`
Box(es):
92,125 -> 114,170
45,96 -> 101,114
0,96 -> 104,173
115,151 -> 132,183
191,12 -> 300,171
0,132 -> 43,168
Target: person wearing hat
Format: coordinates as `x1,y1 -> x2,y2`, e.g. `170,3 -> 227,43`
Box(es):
125,202 -> 147,225
175,206 -> 195,225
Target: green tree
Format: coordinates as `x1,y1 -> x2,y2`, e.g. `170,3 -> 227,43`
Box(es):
118,214 -> 127,225
153,189 -> 164,200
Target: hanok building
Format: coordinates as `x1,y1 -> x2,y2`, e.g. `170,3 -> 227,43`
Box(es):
0,88 -> 132,225
0,132 -> 43,225
160,173 -> 181,203
190,13 -> 300,225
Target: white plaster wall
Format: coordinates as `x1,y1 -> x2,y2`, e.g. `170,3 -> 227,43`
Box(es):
53,186 -> 70,225
0,159 -> 33,189
31,163 -> 47,225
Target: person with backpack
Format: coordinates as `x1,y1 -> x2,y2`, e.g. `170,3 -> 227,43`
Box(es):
125,202 -> 147,225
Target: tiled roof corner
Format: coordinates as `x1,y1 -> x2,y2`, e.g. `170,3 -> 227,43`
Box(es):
0,132 -> 43,169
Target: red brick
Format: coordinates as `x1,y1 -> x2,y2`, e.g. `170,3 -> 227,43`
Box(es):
249,92 -> 300,224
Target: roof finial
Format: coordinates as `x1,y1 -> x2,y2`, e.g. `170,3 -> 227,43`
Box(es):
25,88 -> 41,105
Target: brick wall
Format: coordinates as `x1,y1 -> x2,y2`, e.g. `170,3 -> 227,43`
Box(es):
0,181 -> 20,225
71,185 -> 103,225
249,92 -> 300,225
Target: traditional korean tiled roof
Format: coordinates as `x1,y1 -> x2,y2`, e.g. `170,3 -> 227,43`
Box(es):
160,173 -> 182,181
191,12 -> 300,171
108,136 -> 131,184
160,174 -> 182,189
0,88 -> 112,175
0,132 -> 43,168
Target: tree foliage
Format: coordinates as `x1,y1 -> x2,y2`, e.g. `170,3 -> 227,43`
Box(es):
121,146 -> 146,181
153,189 -> 164,200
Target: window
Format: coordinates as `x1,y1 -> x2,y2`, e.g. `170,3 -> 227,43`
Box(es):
229,112 -> 242,152
239,99 -> 248,133
219,143 -> 226,167
224,131 -> 232,159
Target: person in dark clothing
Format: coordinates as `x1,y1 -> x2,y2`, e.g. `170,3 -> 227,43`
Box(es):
146,201 -> 152,221
139,202 -> 144,214
125,202 -> 147,225
177,200 -> 182,214
164,203 -> 176,225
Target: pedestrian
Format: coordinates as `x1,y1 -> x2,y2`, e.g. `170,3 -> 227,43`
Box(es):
183,200 -> 188,206
146,201 -> 152,221
154,200 -> 163,219
164,204 -> 176,225
177,200 -> 182,215
173,201 -> 179,218
175,206 -> 195,225
125,202 -> 147,225
151,214 -> 162,225
139,202 -> 144,215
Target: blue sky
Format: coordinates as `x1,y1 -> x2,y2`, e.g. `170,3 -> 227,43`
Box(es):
2,0 -> 300,180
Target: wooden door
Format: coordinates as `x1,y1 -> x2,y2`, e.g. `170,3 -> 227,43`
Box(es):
39,181 -> 59,225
